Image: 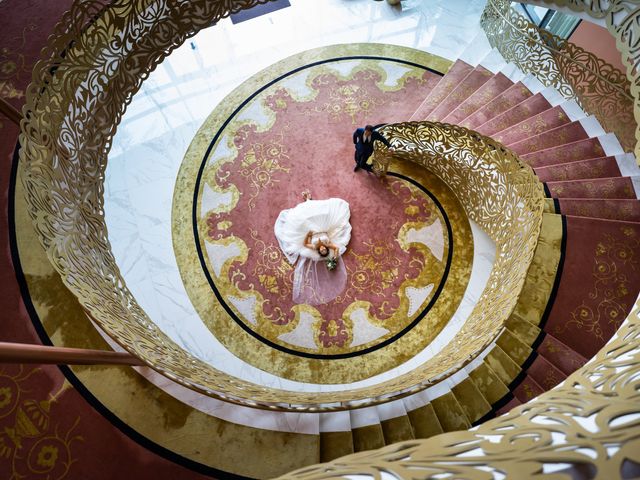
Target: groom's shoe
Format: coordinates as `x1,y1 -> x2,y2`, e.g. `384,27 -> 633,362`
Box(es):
354,165 -> 360,172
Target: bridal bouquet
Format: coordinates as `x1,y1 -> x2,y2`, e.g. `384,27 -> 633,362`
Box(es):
325,257 -> 338,271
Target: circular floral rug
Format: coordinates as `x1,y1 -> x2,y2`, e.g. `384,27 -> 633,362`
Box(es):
173,44 -> 473,383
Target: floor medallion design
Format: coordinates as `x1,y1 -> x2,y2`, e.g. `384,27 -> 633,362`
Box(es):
173,44 -> 474,383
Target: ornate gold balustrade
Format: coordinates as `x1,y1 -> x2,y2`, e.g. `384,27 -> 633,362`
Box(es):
481,0 -> 638,159
14,0 -> 640,475
278,303 -> 640,478
275,2 -> 640,476
19,0 -> 543,411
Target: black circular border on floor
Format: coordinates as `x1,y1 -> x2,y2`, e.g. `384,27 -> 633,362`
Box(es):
192,56 -> 453,359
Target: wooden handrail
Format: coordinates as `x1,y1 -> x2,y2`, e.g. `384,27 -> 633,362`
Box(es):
0,97 -> 21,125
0,341 -> 145,366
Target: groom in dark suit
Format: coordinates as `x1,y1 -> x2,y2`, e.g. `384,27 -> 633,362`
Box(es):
353,124 -> 392,172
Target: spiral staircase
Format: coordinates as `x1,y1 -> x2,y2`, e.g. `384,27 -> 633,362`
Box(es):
2,1 -> 640,479
290,33 -> 640,468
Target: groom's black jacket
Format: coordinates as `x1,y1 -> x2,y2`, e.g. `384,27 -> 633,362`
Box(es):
353,127 -> 391,166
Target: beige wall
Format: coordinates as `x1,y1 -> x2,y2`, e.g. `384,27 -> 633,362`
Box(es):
569,20 -> 626,72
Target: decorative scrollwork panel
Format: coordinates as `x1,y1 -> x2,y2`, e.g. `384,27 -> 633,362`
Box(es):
19,0 -> 542,411
482,0 -> 637,157
277,301 -> 640,479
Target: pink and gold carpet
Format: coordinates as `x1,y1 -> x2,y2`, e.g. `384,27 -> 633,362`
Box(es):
172,45 -> 473,383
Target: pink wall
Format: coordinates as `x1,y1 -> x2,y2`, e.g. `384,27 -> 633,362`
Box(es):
569,21 -> 626,72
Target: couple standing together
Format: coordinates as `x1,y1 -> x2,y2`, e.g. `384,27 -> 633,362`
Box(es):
352,124 -> 393,172
273,124 -> 393,306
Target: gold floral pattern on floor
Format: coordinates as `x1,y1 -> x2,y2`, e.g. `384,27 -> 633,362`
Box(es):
559,226 -> 639,341
0,366 -> 81,480
173,47 -> 472,382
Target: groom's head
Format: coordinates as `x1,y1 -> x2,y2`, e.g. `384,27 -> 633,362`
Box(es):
364,125 -> 373,133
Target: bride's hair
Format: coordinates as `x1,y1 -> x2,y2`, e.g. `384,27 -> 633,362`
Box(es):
317,244 -> 329,257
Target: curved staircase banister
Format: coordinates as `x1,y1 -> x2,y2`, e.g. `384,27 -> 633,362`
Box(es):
277,296 -> 640,479
17,0 -> 548,412
481,0 -> 638,160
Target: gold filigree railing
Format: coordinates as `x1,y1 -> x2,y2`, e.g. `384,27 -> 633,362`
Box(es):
481,0 -> 638,158
275,3 -> 640,476
19,0 -> 543,411
16,0 -> 640,475
277,302 -> 640,478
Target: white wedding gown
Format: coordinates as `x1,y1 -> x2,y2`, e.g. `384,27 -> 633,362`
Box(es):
274,198 -> 351,305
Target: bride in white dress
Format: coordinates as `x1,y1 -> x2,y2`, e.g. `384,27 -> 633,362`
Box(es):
274,195 -> 351,305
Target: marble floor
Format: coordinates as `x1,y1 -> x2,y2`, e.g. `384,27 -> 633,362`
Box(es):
104,0 -> 491,394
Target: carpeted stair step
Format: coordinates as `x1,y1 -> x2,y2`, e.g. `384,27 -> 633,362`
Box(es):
495,328 -> 533,367
545,176 -> 638,199
483,344 -> 523,386
442,71 -> 515,125
523,353 -> 568,391
540,215 -> 640,359
505,313 -> 541,346
409,60 -> 474,121
430,391 -> 472,431
493,103 -> 582,146
551,198 -> 640,222
508,117 -> 603,156
460,75 -> 542,129
426,64 -> 494,122
319,412 -> 354,462
350,407 -> 385,452
509,212 -> 563,327
535,333 -> 588,375
521,133 -> 622,168
476,88 -> 561,137
512,374 -> 546,403
495,396 -> 522,416
451,377 -> 492,423
377,402 -> 415,445
467,362 -> 511,405
534,156 -> 625,182
404,400 -> 444,439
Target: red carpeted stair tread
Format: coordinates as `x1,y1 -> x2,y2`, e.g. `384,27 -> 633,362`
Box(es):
443,72 -> 515,125
461,80 -> 534,129
512,375 -> 546,403
536,334 -> 588,375
410,60 -> 474,121
493,105 -> 573,146
555,198 -> 640,222
521,137 -> 607,168
426,65 -> 494,122
508,120 -> 590,156
495,397 -> 521,416
476,92 -> 552,136
546,176 -> 637,199
542,216 -> 640,359
524,354 -> 568,391
534,156 -> 622,182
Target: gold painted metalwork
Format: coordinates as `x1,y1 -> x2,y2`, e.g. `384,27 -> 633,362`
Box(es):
278,302 -> 640,478
19,0 -> 542,410
481,0 -> 638,157
12,165 -> 321,479
534,0 -> 640,161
